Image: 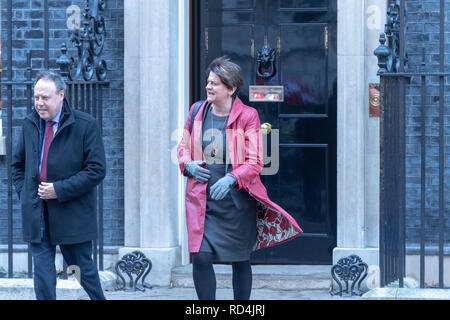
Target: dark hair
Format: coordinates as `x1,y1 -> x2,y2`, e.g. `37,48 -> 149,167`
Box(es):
34,69 -> 66,93
206,56 -> 243,98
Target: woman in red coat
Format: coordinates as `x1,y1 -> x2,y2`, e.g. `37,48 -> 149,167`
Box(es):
178,57 -> 302,300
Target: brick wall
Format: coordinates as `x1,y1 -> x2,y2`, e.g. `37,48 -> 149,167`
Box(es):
0,0 -> 124,246
404,0 -> 450,248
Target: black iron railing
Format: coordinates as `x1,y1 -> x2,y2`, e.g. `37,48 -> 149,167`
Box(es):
375,0 -> 449,289
1,0 -> 109,279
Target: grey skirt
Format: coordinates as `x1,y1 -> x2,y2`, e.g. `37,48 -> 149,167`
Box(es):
200,163 -> 257,262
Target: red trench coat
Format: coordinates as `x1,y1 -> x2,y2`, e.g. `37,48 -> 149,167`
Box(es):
177,97 -> 303,253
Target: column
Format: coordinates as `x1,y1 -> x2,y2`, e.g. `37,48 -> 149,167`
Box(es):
123,0 -> 186,286
333,0 -> 386,271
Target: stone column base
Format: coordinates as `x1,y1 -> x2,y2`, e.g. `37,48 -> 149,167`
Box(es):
118,246 -> 181,287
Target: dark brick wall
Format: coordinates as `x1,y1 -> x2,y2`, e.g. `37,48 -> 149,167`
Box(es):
1,0 -> 124,246
404,0 -> 450,248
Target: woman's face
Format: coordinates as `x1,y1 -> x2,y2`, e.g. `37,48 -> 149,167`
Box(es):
205,72 -> 235,105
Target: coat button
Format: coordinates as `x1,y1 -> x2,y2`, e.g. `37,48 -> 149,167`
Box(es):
33,204 -> 38,208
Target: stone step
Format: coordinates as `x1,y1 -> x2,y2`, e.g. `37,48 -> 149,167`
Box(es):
171,265 -> 332,291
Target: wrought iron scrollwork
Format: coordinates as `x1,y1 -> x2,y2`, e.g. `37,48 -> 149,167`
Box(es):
115,251 -> 152,292
374,0 -> 408,75
330,255 -> 369,297
256,45 -> 276,79
57,0 -> 107,81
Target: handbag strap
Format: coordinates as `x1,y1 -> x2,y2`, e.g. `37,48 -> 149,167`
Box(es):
190,100 -> 204,133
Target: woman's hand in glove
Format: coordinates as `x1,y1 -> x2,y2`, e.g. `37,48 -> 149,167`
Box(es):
209,173 -> 237,200
185,160 -> 211,183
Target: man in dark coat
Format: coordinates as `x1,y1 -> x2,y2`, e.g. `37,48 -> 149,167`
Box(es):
11,70 -> 106,300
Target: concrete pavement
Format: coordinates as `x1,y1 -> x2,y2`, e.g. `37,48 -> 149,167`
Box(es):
103,286 -> 362,300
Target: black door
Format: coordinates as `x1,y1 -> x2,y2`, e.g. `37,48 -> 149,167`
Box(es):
193,0 -> 337,264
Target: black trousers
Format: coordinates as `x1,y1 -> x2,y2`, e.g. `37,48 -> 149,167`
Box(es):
30,238 -> 106,300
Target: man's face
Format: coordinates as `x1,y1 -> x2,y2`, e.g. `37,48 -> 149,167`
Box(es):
34,79 -> 64,121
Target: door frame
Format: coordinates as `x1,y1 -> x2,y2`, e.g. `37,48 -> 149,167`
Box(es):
190,0 -> 340,265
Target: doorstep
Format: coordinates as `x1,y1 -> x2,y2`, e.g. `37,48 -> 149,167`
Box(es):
171,264 -> 332,290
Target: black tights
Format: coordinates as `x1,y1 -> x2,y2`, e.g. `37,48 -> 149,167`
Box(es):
192,252 -> 252,300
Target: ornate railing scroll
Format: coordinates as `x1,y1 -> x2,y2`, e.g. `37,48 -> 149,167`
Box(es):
374,0 -> 408,75
57,0 -> 107,81
115,251 -> 153,292
330,255 -> 369,297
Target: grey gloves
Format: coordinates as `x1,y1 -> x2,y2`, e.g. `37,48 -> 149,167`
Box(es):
185,161 -> 237,200
185,160 -> 211,183
210,173 -> 237,200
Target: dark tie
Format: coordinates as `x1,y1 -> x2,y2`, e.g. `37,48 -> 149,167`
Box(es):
40,121 -> 56,182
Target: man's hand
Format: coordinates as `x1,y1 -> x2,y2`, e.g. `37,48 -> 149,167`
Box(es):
38,182 -> 58,200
